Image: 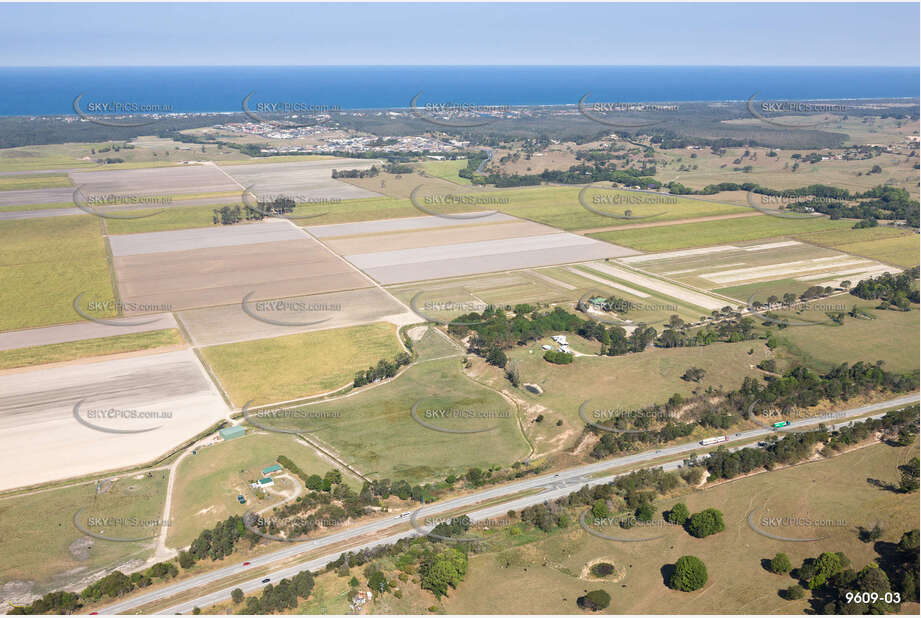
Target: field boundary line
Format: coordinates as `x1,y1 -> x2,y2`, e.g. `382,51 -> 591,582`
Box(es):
191,346 -> 235,411
99,218 -> 124,319
284,217 -> 423,323
292,432 -> 371,484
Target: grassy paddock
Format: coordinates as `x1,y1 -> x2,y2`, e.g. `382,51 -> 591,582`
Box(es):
419,158 -> 472,185
772,300 -> 920,373
590,215 -> 852,252
200,322 -> 403,407
0,470 -> 168,591
0,216 -> 115,331
794,227 -> 919,268
102,203 -> 249,235
259,357 -> 531,483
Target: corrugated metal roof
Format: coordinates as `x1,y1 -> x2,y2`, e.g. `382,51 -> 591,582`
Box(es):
219,426 -> 246,439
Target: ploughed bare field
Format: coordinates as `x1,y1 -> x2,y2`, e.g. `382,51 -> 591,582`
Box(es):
307,213 -> 640,285
306,211 -> 515,237
220,159 -> 383,200
177,287 -> 419,347
70,163 -> 239,196
0,348 -> 228,491
110,221 -> 372,312
344,233 -> 639,284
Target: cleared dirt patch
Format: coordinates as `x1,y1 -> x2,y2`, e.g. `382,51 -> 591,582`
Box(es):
220,159 -> 383,200
70,163 -> 237,195
0,187 -> 72,207
177,287 -> 418,347
113,230 -> 370,312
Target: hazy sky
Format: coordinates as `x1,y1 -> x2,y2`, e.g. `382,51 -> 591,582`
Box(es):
0,2 -> 918,66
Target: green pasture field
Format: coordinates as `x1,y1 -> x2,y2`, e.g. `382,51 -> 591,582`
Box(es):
258,357 -> 531,484
771,299 -> 920,373
590,215 -> 853,252
419,158 -> 472,185
101,203 -> 246,235
0,216 -> 116,331
200,322 -> 404,407
296,185 -> 746,231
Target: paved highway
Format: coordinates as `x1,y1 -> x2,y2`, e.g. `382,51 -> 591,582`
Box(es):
98,393 -> 918,614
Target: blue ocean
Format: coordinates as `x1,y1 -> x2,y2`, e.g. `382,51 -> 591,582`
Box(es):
0,66 -> 917,116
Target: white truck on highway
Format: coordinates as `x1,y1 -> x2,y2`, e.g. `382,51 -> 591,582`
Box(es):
699,435 -> 727,446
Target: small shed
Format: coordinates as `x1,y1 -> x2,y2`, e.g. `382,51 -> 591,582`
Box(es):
262,464 -> 282,476
219,426 -> 245,441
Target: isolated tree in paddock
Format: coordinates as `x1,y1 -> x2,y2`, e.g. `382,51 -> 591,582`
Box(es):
577,589 -> 611,611
669,555 -> 708,592
770,553 -> 792,575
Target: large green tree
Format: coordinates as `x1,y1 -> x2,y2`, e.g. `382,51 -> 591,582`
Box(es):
669,555 -> 708,592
